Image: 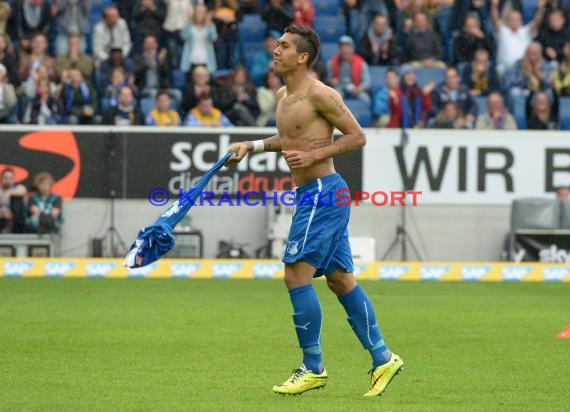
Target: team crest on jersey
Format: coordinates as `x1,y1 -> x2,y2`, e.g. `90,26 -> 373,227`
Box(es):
286,241 -> 299,255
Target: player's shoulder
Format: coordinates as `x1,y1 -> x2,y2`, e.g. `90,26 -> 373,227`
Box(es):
308,80 -> 342,105
275,86 -> 287,101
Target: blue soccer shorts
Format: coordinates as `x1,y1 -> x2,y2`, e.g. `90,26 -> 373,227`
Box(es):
282,173 -> 354,277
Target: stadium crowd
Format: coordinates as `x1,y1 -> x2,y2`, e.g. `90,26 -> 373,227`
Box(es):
0,0 -> 568,129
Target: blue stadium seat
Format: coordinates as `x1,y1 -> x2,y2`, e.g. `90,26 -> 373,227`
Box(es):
559,97 -> 570,130
313,15 -> 346,42
414,67 -> 446,87
171,70 -> 186,90
315,0 -> 341,15
475,96 -> 487,117
319,42 -> 338,63
521,0 -> 536,23
369,66 -> 390,90
139,97 -> 155,115
239,14 -> 266,43
345,99 -> 372,127
512,96 -> 527,129
241,42 -> 265,72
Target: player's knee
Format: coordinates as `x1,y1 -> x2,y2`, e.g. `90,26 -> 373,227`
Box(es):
326,274 -> 356,296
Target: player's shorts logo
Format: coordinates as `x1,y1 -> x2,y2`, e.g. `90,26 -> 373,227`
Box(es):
286,241 -> 299,255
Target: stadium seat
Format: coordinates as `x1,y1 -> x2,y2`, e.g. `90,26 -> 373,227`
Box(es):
171,70 -> 186,90
512,96 -> 527,129
369,66 -> 390,90
345,99 -> 372,127
315,0 -> 341,15
239,14 -> 266,43
559,97 -> 570,130
319,42 -> 338,63
313,15 -> 346,42
241,42 -> 265,72
414,67 -> 445,87
475,96 -> 487,117
139,97 -> 155,115
521,0 -> 536,23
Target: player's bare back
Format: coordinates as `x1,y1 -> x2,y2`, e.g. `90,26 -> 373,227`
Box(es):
275,80 -> 336,186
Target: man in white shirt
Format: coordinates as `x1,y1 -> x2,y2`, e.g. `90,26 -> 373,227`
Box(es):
491,0 -> 546,77
92,5 -> 132,65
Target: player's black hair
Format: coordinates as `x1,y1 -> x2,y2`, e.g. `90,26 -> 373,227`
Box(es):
284,24 -> 320,67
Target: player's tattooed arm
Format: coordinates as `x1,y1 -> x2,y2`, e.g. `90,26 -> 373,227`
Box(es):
262,134 -> 282,152
310,85 -> 366,160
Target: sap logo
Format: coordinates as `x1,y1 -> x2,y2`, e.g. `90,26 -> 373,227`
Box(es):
353,264 -> 367,277
212,263 -> 242,278
3,261 -> 34,277
542,266 -> 570,282
501,266 -> 532,281
460,266 -> 491,281
378,265 -> 408,280
253,263 -> 283,279
86,262 -> 117,277
539,245 -> 570,263
170,262 -> 201,278
420,266 -> 450,281
45,262 -> 75,277
127,263 -> 157,277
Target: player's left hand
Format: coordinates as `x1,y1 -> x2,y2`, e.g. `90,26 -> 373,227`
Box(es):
283,150 -> 317,169
225,142 -> 252,166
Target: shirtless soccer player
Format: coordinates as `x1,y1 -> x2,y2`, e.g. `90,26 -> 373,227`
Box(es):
226,24 -> 403,397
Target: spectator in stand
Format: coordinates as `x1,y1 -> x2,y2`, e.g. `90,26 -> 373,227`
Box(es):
116,0 -> 136,30
24,64 -> 57,100
0,168 -> 27,234
358,13 -> 401,66
10,0 -> 52,53
18,32 -> 56,85
0,1 -> 10,35
98,48 -> 134,91
133,34 -> 170,98
180,3 -> 218,77
401,67 -> 433,127
181,65 -> 222,113
552,39 -> 570,96
475,92 -> 517,129
0,34 -> 16,84
51,0 -> 92,56
428,102 -> 468,129
162,0 -> 193,69
27,172 -> 62,234
145,90 -> 180,126
537,9 -> 570,64
251,30 -> 280,87
184,93 -> 233,127
355,0 -> 399,37
453,12 -> 492,66
462,48 -> 500,97
92,5 -> 132,65
504,42 -> 556,111
372,68 -> 403,127
0,63 -> 16,123
59,67 -> 100,125
134,0 -> 167,48
262,0 -> 295,34
103,67 -> 129,108
226,65 -> 259,126
103,85 -> 145,125
449,0 -> 495,39
55,33 -> 94,82
327,35 -> 371,103
23,78 -> 60,125
527,90 -> 556,129
293,0 -> 314,27
256,68 -> 283,126
430,67 -> 477,127
402,11 -> 445,67
490,0 -> 546,77
398,0 -> 436,32
212,0 -> 241,70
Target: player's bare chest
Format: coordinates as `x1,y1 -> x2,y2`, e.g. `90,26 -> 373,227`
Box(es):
276,96 -> 315,132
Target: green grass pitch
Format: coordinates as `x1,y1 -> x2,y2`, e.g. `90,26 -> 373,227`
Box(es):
1,279 -> 569,411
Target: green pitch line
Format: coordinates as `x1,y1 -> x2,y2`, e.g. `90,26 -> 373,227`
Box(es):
0,280 -> 568,412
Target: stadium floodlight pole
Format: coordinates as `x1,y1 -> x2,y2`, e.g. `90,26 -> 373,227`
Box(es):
381,128 -> 423,262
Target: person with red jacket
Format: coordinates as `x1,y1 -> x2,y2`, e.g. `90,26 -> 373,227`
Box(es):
372,68 -> 403,127
326,35 -> 371,102
400,67 -> 432,128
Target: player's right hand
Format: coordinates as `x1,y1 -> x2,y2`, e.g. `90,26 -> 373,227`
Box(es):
225,141 -> 253,166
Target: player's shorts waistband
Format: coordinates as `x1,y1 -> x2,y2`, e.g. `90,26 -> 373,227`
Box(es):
295,173 -> 345,195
